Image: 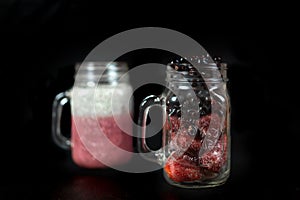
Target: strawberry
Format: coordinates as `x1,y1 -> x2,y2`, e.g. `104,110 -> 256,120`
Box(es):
164,153 -> 201,182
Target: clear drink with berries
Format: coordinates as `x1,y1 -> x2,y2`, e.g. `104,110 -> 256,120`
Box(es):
138,56 -> 230,188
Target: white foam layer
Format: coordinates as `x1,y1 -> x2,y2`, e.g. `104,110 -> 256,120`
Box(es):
71,83 -> 133,116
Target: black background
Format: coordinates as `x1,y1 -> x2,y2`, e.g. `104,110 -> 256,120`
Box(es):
0,1 -> 297,199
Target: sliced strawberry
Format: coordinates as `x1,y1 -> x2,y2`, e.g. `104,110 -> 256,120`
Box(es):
164,153 -> 201,182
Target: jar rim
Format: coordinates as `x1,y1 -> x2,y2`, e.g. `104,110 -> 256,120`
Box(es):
166,63 -> 225,83
74,61 -> 129,85
75,61 -> 128,72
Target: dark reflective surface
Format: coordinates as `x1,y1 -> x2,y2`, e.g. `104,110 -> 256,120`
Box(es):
52,176 -> 125,200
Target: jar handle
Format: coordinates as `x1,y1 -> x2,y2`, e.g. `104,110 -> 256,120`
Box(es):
137,95 -> 164,164
51,91 -> 71,150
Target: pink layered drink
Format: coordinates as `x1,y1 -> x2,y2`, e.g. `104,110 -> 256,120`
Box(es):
71,115 -> 132,168
71,84 -> 133,168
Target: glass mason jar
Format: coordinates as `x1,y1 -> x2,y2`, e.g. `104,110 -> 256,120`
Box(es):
138,57 -> 230,188
52,62 -> 133,168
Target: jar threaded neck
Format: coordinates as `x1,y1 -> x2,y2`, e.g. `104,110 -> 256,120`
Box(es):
74,62 -> 129,85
